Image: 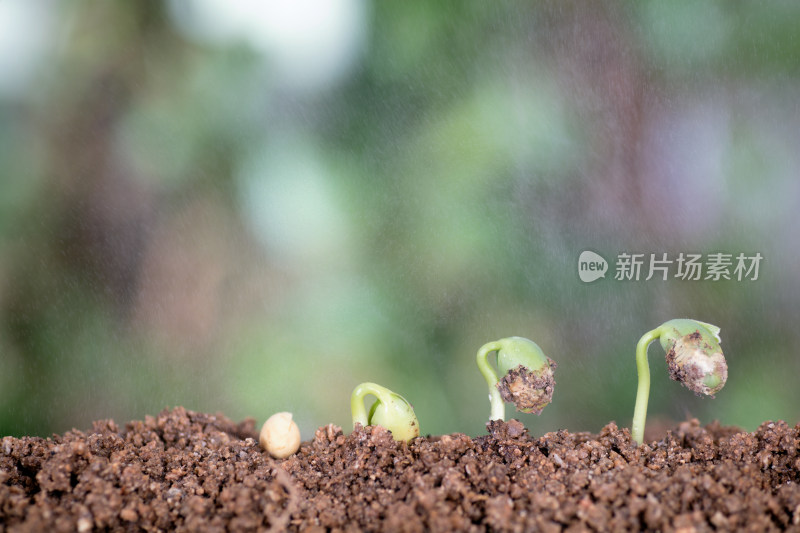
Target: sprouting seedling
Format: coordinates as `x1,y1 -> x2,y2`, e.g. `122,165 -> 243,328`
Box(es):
350,382 -> 419,442
476,336 -> 557,422
631,318 -> 728,445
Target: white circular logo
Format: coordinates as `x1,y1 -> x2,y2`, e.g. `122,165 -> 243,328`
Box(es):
578,251 -> 608,283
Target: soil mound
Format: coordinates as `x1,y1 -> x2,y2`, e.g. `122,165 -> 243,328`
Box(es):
2,407 -> 799,531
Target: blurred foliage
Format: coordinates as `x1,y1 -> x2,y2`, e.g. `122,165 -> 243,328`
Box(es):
1,1 -> 799,439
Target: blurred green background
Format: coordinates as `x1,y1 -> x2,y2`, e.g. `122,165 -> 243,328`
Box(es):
1,1 -> 798,440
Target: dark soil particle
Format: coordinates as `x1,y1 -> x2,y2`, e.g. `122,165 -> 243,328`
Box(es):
3,408 -> 800,532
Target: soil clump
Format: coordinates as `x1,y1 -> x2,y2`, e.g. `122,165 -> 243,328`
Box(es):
2,407 -> 800,531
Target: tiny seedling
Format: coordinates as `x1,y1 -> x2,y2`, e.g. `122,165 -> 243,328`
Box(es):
350,382 -> 420,442
632,318 -> 728,445
476,336 -> 557,422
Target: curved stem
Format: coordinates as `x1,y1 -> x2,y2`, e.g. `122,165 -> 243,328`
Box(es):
351,382 -> 390,429
631,328 -> 662,445
476,341 -> 505,421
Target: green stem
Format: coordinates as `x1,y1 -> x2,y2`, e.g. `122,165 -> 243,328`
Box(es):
631,328 -> 662,445
476,341 -> 505,421
351,382 -> 390,429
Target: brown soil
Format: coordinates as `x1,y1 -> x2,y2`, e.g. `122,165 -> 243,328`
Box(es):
2,407 -> 800,532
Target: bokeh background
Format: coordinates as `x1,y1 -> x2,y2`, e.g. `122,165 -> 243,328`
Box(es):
1,1 -> 799,440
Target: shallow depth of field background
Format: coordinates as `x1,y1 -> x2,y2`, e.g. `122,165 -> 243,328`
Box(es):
1,1 -> 799,439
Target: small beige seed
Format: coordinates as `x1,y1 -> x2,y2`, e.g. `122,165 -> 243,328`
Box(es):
259,412 -> 301,459
77,517 -> 93,533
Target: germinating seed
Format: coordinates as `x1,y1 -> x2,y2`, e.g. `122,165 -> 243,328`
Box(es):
259,412 -> 301,459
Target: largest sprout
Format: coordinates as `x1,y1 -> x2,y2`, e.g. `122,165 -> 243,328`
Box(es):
632,319 -> 728,445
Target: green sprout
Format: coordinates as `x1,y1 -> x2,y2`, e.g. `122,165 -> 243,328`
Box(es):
476,336 -> 557,422
632,318 -> 728,445
350,382 -> 419,442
